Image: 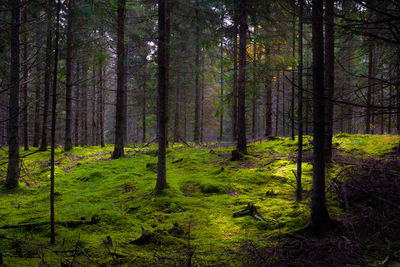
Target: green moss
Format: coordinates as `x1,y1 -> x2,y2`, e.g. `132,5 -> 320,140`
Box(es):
0,134 -> 398,265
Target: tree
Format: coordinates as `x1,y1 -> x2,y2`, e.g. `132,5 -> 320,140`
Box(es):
6,0 -> 21,189
296,0 -> 303,202
39,0 -> 54,152
236,0 -> 247,155
324,0 -> 334,162
155,0 -> 170,192
50,0 -> 61,245
193,0 -> 201,144
310,0 -> 331,233
64,0 -> 74,152
112,0 -> 126,159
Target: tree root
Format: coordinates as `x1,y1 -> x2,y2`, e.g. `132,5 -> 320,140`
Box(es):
233,203 -> 268,222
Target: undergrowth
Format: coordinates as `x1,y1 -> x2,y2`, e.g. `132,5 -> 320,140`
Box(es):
0,134 -> 398,266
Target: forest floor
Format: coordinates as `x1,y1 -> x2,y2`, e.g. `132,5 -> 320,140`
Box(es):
0,134 -> 399,266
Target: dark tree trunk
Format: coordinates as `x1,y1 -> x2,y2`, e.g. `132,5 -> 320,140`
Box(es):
64,0 -> 74,151
296,0 -> 303,202
50,0 -> 61,244
81,63 -> 88,146
366,48 -> 374,134
33,51 -> 41,148
311,0 -> 331,233
39,0 -> 54,152
142,68 -> 147,144
155,0 -> 169,192
22,8 -> 28,151
264,47 -> 272,137
324,0 -> 334,162
183,71 -> 187,142
6,0 -> 20,189
237,0 -> 247,154
74,62 -> 80,146
219,18 -> 224,141
173,70 -> 180,143
251,39 -> 256,139
194,0 -> 200,144
232,0 -> 238,141
275,70 -> 280,137
291,12 -> 296,140
99,59 -> 105,147
112,0 -> 126,158
200,52 -> 205,143
92,63 -> 97,145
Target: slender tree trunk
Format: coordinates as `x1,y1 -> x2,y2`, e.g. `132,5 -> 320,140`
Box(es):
324,0 -> 334,162
183,71 -> 187,142
194,0 -> 201,144
380,70 -> 384,134
81,63 -> 88,146
33,50 -> 41,148
282,71 -> 286,137
92,63 -> 97,145
291,12 -> 296,140
296,0 -> 303,202
251,38 -> 256,139
232,0 -> 238,141
142,69 -> 147,144
99,60 -> 105,147
275,70 -> 280,137
39,0 -> 54,151
155,0 -> 169,192
22,8 -> 29,151
200,52 -> 205,143
366,48 -> 374,134
311,0 -> 331,233
219,16 -> 224,141
6,0 -> 20,189
173,63 -> 180,143
265,47 -> 272,137
50,0 -> 61,244
346,40 -> 353,133
112,0 -> 126,158
237,0 -> 247,154
74,62 -> 80,146
64,0 -> 74,151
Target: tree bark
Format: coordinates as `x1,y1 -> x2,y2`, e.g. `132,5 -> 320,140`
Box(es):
81,63 -> 88,146
39,0 -> 54,152
155,0 -> 169,192
311,0 -> 331,233
324,0 -> 334,162
142,65 -> 147,144
275,70 -> 280,137
6,0 -> 21,189
112,0 -> 126,158
232,0 -> 238,141
74,61 -> 80,146
33,49 -> 41,148
50,0 -> 61,244
237,0 -> 247,154
22,8 -> 28,151
366,48 -> 374,134
264,47 -> 272,137
194,0 -> 201,144
296,0 -> 303,202
291,11 -> 296,140
64,0 -> 74,151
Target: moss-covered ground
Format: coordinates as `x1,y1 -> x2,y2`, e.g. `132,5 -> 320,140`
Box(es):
0,134 -> 399,266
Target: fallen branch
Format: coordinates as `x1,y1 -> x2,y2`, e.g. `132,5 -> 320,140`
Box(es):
0,215 -> 100,229
233,203 -> 268,222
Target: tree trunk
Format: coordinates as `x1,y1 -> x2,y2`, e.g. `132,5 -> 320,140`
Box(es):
33,49 -> 41,148
50,0 -> 61,244
155,0 -> 169,192
219,16 -> 224,141
251,38 -> 256,140
232,0 -> 238,141
264,47 -> 272,137
142,67 -> 147,144
112,0 -> 126,158
324,0 -> 334,162
92,63 -> 97,145
64,0 -> 74,151
193,0 -> 200,144
39,0 -> 54,152
99,58 -> 105,147
366,48 -> 374,134
275,70 -> 280,137
22,8 -> 28,151
81,63 -> 88,146
291,12 -> 296,140
6,0 -> 20,189
74,62 -> 80,146
200,52 -> 205,143
296,0 -> 303,202
311,0 -> 331,233
237,0 -> 247,154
